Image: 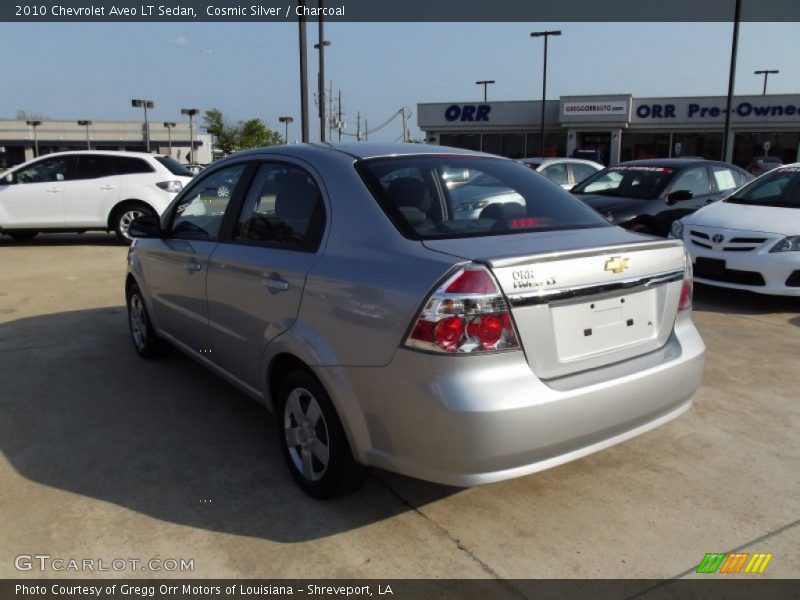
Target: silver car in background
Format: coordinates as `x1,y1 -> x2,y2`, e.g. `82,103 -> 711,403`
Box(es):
125,143 -> 705,498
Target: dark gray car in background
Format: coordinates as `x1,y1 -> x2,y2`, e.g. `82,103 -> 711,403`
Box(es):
125,143 -> 705,498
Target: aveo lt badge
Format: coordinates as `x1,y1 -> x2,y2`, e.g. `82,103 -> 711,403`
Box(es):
604,256 -> 630,274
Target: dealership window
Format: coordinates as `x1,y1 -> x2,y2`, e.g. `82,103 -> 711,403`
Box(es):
482,134 -> 525,159
671,132 -> 722,161
733,132 -> 800,168
525,132 -> 566,158
439,133 -> 480,152
620,133 -> 670,162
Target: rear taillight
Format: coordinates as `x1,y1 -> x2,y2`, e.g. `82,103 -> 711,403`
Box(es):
406,265 -> 520,354
679,252 -> 693,312
156,180 -> 183,193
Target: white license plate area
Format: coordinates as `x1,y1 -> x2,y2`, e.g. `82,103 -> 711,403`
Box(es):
551,289 -> 658,362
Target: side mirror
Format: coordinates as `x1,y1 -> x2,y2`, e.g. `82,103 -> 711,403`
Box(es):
666,189 -> 693,204
128,214 -> 162,238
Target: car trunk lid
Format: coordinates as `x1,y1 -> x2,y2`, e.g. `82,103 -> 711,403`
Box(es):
423,230 -> 686,379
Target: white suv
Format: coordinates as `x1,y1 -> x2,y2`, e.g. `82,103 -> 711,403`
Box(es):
0,151 -> 192,241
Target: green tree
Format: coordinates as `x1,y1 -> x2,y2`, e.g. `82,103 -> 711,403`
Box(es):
203,108 -> 238,155
238,118 -> 282,150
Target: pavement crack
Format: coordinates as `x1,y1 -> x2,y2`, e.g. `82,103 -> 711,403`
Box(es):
370,473 -> 528,600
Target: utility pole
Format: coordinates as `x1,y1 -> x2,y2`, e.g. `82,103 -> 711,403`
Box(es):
315,1 -> 330,143
356,111 -> 360,141
298,1 -> 309,143
722,0 -> 741,162
401,107 -> 408,142
364,118 -> 368,141
328,79 -> 334,141
338,90 -> 343,141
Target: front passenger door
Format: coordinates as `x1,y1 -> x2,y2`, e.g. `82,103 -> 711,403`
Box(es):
140,163 -> 248,354
659,165 -> 714,233
0,155 -> 72,227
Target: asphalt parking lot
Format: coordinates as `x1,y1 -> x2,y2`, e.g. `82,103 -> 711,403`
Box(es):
1,233 -> 798,583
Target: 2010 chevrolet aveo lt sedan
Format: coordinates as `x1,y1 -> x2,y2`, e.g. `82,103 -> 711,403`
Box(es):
125,143 -> 706,498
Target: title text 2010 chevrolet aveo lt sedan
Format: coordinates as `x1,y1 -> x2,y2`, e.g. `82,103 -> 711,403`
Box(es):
125,143 -> 705,498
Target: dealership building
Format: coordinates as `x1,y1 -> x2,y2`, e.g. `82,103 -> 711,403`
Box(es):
0,119 -> 212,167
417,93 -> 800,167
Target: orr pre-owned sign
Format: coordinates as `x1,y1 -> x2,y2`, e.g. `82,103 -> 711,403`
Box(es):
633,97 -> 800,122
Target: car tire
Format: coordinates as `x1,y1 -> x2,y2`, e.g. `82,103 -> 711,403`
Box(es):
7,231 -> 38,241
112,202 -> 154,243
126,283 -> 170,359
277,370 -> 365,499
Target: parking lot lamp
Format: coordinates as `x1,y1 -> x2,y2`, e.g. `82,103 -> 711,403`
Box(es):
298,1 -> 309,143
26,120 -> 42,157
181,109 -> 199,162
77,120 -> 92,149
530,30 -> 561,156
163,122 -> 176,154
475,80 -> 495,102
721,0 -> 741,162
279,116 -> 294,143
131,99 -> 154,152
754,69 -> 779,95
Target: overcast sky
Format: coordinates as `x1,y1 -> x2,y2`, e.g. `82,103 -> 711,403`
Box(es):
1,22 -> 797,140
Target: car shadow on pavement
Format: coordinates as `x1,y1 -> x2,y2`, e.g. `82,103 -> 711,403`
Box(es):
0,307 -> 457,543
692,283 -> 799,316
0,233 -> 124,247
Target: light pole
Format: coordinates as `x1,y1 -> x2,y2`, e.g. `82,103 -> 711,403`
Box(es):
530,30 -> 561,156
314,37 -> 331,142
26,120 -> 42,157
163,122 -> 176,154
131,99 -> 154,152
77,120 -> 92,149
476,80 -> 495,102
279,116 -> 294,143
754,69 -> 779,95
181,108 -> 199,163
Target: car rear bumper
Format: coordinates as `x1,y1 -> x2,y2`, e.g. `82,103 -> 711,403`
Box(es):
316,314 -> 705,487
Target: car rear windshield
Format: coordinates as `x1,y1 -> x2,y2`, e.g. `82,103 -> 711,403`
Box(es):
725,167 -> 800,208
572,165 -> 676,199
356,155 -> 609,240
155,156 -> 192,177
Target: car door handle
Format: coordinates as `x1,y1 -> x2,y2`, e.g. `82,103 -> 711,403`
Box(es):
99,185 -> 116,190
186,260 -> 202,273
263,276 -> 289,291
46,187 -> 60,193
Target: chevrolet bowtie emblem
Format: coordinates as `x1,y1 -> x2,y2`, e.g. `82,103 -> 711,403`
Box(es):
604,256 -> 630,274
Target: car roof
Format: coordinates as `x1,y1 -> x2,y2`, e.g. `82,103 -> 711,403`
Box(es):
232,142 -> 496,162
30,150 -> 162,160
618,158 -> 729,168
522,157 -> 602,165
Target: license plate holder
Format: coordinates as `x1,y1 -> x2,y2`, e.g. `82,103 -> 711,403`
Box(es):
695,257 -> 726,278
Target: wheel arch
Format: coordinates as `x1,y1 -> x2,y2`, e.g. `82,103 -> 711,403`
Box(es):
108,199 -> 157,229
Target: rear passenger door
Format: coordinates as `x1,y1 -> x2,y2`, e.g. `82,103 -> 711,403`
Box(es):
206,161 -> 327,389
63,154 -> 121,226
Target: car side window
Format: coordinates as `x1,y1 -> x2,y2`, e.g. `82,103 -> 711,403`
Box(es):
671,166 -> 712,196
710,166 -> 738,193
570,163 -> 598,184
233,163 -> 326,251
540,163 -> 569,186
71,155 -> 118,180
14,156 -> 72,184
116,157 -> 155,175
171,164 -> 246,239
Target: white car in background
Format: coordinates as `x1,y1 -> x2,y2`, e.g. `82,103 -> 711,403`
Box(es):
518,157 -> 604,189
0,151 -> 192,241
672,164 -> 800,296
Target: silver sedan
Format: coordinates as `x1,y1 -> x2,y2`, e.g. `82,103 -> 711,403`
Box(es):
125,143 -> 705,498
